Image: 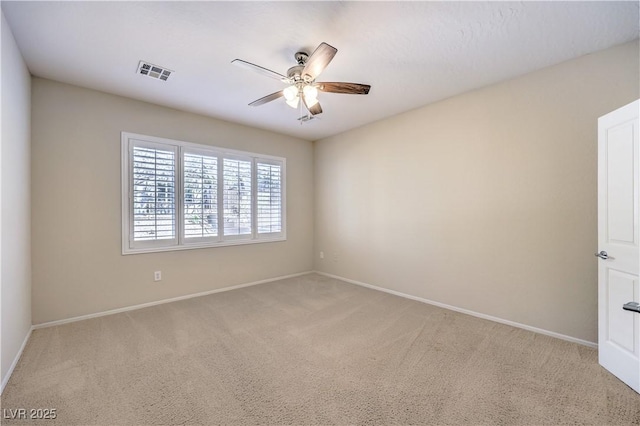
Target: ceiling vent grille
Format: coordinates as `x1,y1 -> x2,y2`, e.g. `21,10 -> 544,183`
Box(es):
137,61 -> 173,81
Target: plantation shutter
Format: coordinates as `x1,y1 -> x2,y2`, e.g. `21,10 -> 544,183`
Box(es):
223,158 -> 252,236
256,161 -> 282,234
131,145 -> 176,243
122,132 -> 286,254
183,152 -> 218,239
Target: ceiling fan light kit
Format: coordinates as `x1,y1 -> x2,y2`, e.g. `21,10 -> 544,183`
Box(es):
303,85 -> 319,107
232,42 -> 371,120
283,85 -> 300,108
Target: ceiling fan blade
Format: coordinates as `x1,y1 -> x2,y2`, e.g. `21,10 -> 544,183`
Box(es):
232,59 -> 289,82
301,42 -> 337,81
302,95 -> 323,115
308,102 -> 322,115
249,91 -> 284,106
317,82 -> 371,95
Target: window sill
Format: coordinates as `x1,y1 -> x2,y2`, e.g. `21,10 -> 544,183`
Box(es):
122,235 -> 286,255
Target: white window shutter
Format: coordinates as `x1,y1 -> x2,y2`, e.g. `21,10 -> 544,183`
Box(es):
256,162 -> 282,234
122,132 -> 285,254
223,158 -> 252,236
183,152 -> 218,239
131,146 -> 176,242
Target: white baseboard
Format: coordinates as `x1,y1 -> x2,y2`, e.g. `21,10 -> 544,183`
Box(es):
1,327 -> 32,395
314,271 -> 597,349
33,271 -> 313,329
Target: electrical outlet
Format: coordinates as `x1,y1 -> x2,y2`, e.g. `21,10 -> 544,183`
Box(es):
320,251 -> 324,259
154,271 -> 162,281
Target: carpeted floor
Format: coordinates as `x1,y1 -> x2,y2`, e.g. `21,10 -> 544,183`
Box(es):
1,273 -> 639,425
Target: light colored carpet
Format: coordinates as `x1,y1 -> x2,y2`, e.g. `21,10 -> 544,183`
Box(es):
1,273 -> 639,425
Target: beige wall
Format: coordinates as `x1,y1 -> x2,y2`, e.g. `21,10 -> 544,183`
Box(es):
31,78 -> 314,324
314,41 -> 640,344
1,12 -> 32,389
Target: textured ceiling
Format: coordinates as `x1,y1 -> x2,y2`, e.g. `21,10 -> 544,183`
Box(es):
2,1 -> 638,141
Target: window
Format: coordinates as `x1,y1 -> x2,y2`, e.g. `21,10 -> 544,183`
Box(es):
122,132 -> 285,254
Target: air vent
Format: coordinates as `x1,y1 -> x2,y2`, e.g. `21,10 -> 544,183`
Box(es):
137,61 -> 173,81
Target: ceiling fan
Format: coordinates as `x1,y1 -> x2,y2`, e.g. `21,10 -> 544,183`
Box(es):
232,42 -> 371,118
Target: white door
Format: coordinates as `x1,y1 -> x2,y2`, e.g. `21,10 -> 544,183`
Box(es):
598,99 -> 640,393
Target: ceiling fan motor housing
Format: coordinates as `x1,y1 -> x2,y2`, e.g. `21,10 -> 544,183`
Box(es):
288,51 -> 311,83
287,65 -> 305,81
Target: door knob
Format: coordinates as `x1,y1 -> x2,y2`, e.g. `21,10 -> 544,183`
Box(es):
595,250 -> 609,260
623,302 -> 640,313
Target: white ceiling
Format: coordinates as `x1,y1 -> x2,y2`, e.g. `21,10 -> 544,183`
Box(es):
2,1 -> 638,141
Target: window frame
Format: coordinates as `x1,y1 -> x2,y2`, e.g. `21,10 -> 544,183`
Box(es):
122,132 -> 286,255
